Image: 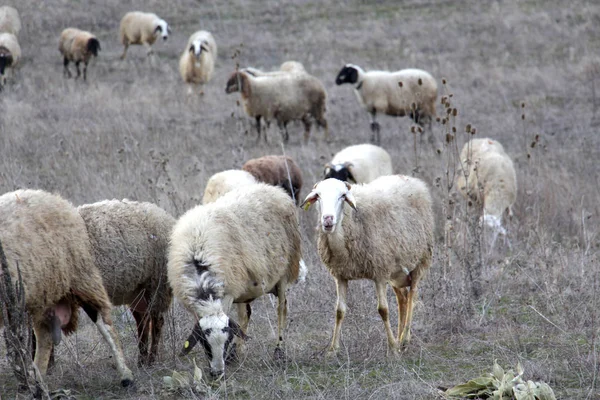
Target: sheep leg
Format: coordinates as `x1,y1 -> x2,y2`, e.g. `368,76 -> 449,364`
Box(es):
369,111 -> 381,145
277,120 -> 289,143
120,43 -> 129,60
318,117 -> 330,142
398,285 -> 419,348
255,116 -> 262,142
144,43 -> 154,57
32,324 -> 53,376
375,280 -> 398,353
148,313 -> 165,364
74,61 -> 81,80
274,283 -> 287,360
83,61 -> 88,81
235,303 -> 251,356
131,309 -> 151,365
392,286 -> 409,346
329,278 -> 348,353
302,116 -> 312,144
63,57 -> 71,79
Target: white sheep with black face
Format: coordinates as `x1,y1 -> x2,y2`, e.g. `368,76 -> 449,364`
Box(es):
324,143 -> 393,184
119,11 -> 170,59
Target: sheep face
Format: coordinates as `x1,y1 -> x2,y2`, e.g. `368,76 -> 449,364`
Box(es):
324,162 -> 357,183
225,72 -> 241,93
87,38 -> 101,57
301,178 -> 357,233
335,64 -> 359,85
189,39 -> 209,58
154,20 -> 170,40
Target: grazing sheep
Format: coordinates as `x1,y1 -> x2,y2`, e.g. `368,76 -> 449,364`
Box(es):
0,6 -> 20,36
0,190 -> 133,386
168,183 -> 302,377
58,28 -> 101,81
179,30 -> 217,95
225,69 -> 329,143
335,64 -> 437,144
77,199 -> 175,365
242,155 -> 303,205
456,138 -> 517,246
202,169 -> 258,204
0,32 -> 20,87
301,176 -> 434,352
324,144 -> 393,184
119,11 -> 170,59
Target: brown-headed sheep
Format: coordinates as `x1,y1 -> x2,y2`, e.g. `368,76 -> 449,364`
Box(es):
242,155 -> 303,205
301,176 -> 434,352
58,28 -> 101,81
0,190 -> 133,386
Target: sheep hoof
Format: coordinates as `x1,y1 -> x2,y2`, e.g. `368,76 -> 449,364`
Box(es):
273,346 -> 285,361
121,378 -> 133,388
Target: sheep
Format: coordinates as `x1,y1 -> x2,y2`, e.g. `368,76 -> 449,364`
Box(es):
58,28 -> 101,81
242,155 -> 303,205
0,32 -> 20,88
0,189 -> 133,386
335,64 -> 437,144
301,176 -> 434,353
225,69 -> 329,143
202,169 -> 258,204
119,11 -> 170,59
168,183 -> 302,377
244,61 -> 306,77
324,143 -> 393,184
455,138 -> 517,247
0,6 -> 20,36
179,30 -> 217,95
77,199 -> 175,365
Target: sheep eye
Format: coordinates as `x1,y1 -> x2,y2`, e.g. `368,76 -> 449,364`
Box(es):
204,328 -> 212,336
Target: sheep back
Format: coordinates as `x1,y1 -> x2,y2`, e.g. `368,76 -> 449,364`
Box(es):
0,6 -> 20,36
59,28 -> 100,63
169,183 -> 301,312
202,169 -> 258,204
317,175 -> 434,281
120,12 -> 160,46
77,199 -> 175,312
242,155 -> 303,204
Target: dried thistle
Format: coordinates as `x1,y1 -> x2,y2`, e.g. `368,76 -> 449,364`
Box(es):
442,78 -> 447,85
452,108 -> 458,116
418,78 -> 423,85
398,81 -> 403,87
446,133 -> 454,143
466,124 -> 472,133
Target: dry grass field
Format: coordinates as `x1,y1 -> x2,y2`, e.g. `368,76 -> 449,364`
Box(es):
1,0 -> 599,398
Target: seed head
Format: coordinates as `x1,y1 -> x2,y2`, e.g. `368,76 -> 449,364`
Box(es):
398,81 -> 403,87
411,102 -> 417,110
418,78 -> 423,85
446,108 -> 452,115
442,118 -> 447,125
436,149 -> 442,154
452,108 -> 458,116
418,127 -> 423,133
442,78 -> 447,85
535,134 -> 540,141
445,133 -> 454,143
449,94 -> 454,98
452,126 -> 457,133
441,96 -> 447,104
411,126 -> 416,133
436,117 -> 441,122
471,128 -> 477,135
465,124 -> 472,133
527,152 -> 531,159
531,141 -> 536,148
521,102 -> 525,108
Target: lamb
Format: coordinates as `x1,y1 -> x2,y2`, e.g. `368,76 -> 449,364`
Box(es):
301,176 -> 434,352
179,30 -> 217,95
242,155 -> 303,205
0,6 -> 20,36
225,69 -> 329,143
119,11 -> 170,59
0,190 -> 133,386
335,64 -> 437,144
0,32 -> 20,88
77,199 -> 176,365
168,183 -> 302,377
202,169 -> 258,204
324,143 -> 393,184
455,138 -> 517,246
58,28 -> 101,81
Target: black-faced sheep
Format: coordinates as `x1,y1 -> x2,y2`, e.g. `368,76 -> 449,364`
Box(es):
335,64 -> 437,144
168,183 -> 302,377
179,30 -> 217,95
225,69 -> 328,143
202,169 -> 258,205
77,199 -> 175,365
0,190 -> 133,386
456,138 -> 517,246
119,11 -> 170,59
0,6 -> 20,36
301,176 -> 434,352
0,32 -> 20,88
58,28 -> 101,81
242,155 -> 304,205
324,143 -> 393,184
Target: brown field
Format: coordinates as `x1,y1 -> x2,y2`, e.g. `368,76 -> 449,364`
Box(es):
1,0 -> 599,398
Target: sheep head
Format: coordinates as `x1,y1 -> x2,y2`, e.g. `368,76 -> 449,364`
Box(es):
323,162 -> 357,183
301,179 -> 357,233
225,71 -> 248,95
154,19 -> 170,40
335,64 -> 360,86
189,39 -> 209,58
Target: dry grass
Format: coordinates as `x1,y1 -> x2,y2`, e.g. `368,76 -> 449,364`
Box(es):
1,0 -> 599,398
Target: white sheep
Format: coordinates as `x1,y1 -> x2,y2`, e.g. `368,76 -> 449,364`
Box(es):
168,183 -> 302,377
244,61 -> 306,77
58,28 -> 101,81
119,11 -> 170,59
335,64 -> 437,144
0,6 -> 20,36
301,176 -> 434,352
78,199 -> 175,365
456,138 -> 517,247
202,169 -> 258,204
225,69 -> 329,143
324,143 -> 393,184
179,30 -> 217,95
0,190 -> 133,386
0,32 -> 20,88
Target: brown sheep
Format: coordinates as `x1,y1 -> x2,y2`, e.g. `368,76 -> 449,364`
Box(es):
242,155 -> 303,205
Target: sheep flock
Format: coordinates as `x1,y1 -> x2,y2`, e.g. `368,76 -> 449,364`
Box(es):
0,2 -> 547,396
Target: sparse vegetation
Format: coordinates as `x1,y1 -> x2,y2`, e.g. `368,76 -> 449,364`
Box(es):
0,0 -> 598,399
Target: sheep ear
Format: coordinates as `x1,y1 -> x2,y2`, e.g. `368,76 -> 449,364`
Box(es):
323,163 -> 333,177
300,191 -> 319,211
344,191 -> 357,211
200,43 -> 209,52
228,319 -> 247,340
180,323 -> 203,355
189,44 -> 195,53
